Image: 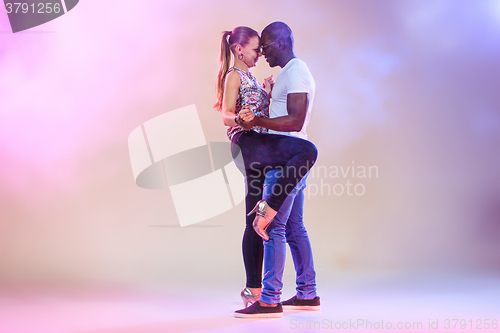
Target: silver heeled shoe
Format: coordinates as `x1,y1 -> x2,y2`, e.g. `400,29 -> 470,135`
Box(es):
241,287 -> 260,307
247,200 -> 274,241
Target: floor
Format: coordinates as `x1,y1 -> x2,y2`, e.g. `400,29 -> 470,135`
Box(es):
1,271 -> 499,333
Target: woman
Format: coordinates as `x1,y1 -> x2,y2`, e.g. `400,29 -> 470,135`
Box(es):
214,26 -> 317,307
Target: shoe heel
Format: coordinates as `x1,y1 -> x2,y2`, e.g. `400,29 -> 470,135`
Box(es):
241,287 -> 259,307
247,206 -> 257,217
247,200 -> 265,217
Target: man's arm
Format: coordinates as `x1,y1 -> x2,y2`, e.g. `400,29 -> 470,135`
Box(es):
242,93 -> 308,132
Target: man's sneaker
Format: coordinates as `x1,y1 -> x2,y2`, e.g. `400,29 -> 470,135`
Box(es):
281,296 -> 320,310
234,301 -> 283,318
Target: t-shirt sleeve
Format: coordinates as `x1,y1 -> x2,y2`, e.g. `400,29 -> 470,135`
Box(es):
286,65 -> 312,94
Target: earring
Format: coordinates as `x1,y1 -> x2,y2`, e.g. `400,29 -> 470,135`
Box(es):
238,53 -> 244,60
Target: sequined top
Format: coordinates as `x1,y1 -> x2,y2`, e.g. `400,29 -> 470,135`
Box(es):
226,67 -> 270,140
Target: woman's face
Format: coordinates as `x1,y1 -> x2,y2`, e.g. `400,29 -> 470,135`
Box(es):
240,36 -> 261,68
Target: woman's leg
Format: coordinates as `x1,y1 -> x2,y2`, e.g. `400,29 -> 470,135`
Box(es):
235,131 -> 318,212
232,135 -> 266,289
242,168 -> 265,288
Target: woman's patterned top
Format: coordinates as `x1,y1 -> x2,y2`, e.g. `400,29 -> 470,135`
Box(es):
226,67 -> 270,140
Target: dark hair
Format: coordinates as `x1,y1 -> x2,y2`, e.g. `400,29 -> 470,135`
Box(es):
214,26 -> 259,111
262,21 -> 293,49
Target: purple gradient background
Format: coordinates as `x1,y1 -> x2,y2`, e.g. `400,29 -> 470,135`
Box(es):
1,0 -> 500,323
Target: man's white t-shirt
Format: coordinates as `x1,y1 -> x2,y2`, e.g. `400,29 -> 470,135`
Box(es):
269,58 -> 315,139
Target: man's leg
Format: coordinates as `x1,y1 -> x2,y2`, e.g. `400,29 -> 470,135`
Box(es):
285,189 -> 317,300
260,169 -> 297,305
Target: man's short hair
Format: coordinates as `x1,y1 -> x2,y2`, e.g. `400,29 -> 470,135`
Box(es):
262,21 -> 293,49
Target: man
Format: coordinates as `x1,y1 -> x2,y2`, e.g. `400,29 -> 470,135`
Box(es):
234,21 -> 320,318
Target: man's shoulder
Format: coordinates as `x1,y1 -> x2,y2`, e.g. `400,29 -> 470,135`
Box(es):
285,59 -> 314,85
289,58 -> 309,69
286,58 -> 312,76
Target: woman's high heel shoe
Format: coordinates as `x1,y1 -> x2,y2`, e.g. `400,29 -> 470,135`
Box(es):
241,287 -> 260,307
247,200 -> 276,241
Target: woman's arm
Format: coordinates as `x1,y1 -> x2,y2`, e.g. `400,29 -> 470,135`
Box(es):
221,71 -> 242,126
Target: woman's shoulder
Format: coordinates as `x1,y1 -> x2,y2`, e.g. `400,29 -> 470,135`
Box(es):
228,67 -> 245,78
225,69 -> 241,88
227,68 -> 242,80
228,66 -> 243,73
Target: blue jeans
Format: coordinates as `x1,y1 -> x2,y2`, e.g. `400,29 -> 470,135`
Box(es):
260,169 -> 317,304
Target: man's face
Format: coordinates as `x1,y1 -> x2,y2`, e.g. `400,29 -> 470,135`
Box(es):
260,33 -> 280,68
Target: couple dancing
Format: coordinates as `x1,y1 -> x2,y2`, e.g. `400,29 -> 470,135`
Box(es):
215,22 -> 320,318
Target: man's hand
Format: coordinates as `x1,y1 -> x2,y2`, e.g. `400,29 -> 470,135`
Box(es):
240,119 -> 254,130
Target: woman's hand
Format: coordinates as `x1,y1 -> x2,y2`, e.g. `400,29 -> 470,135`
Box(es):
239,106 -> 255,130
263,75 -> 275,96
238,106 -> 255,122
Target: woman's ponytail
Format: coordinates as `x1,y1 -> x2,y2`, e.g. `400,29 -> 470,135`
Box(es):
214,30 -> 233,111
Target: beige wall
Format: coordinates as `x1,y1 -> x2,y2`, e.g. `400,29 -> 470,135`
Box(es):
1,0 -> 499,287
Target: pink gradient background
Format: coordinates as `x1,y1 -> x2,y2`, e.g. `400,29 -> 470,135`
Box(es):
1,1 -> 500,332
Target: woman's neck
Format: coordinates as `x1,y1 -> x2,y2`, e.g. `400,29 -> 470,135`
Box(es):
233,59 -> 250,72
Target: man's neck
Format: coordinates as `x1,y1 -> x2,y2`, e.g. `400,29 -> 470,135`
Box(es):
279,53 -> 296,68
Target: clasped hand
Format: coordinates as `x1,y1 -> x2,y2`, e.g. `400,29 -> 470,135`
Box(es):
238,106 -> 257,130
